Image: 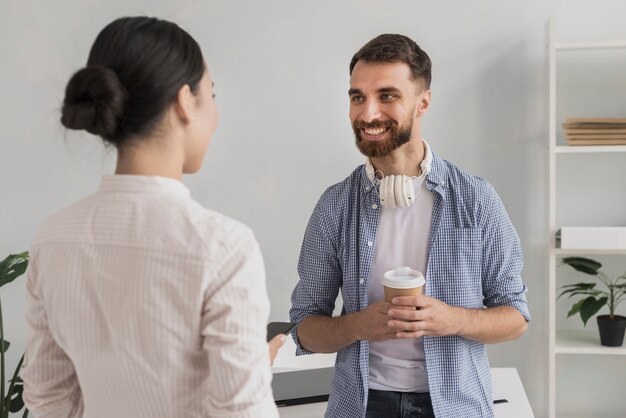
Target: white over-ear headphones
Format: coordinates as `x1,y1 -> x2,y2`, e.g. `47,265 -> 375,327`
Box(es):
366,160 -> 418,209
364,141 -> 432,209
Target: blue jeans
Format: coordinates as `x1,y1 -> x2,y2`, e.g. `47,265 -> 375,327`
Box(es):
366,389 -> 435,418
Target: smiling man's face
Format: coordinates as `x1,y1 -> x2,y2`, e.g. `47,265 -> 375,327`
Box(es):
349,60 -> 426,158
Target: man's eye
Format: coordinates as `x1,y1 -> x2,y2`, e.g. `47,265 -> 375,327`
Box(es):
381,94 -> 395,101
351,95 -> 364,103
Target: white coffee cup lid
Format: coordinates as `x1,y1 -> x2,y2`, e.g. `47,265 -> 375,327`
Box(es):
382,266 -> 425,289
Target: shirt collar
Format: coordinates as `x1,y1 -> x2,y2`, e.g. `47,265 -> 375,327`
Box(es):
98,175 -> 191,198
425,155 -> 448,192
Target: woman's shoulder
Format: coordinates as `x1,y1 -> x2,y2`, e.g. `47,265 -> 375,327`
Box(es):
186,201 -> 259,257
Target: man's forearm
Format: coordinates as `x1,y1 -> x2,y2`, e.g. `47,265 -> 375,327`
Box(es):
457,306 -> 528,344
297,314 -> 359,353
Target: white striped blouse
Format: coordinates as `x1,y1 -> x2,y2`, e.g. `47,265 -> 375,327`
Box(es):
22,175 -> 278,418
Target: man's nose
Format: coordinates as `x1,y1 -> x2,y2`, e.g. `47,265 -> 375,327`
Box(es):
361,101 -> 382,123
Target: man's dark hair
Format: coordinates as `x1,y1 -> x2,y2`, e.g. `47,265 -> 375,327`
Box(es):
349,34 -> 431,89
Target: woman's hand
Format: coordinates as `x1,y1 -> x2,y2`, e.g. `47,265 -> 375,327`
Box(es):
268,334 -> 287,366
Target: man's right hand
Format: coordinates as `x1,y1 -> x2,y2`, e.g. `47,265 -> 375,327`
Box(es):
349,301 -> 398,342
297,301 -> 400,353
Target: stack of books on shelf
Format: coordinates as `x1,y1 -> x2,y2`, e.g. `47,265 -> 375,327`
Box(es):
563,117 -> 626,145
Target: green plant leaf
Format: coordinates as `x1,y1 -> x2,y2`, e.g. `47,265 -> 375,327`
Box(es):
0,252 -> 29,288
557,283 -> 597,299
1,340 -> 9,353
579,296 -> 608,326
7,382 -> 24,413
3,353 -> 26,415
567,298 -> 586,317
561,257 -> 602,275
559,282 -> 597,290
565,290 -> 602,300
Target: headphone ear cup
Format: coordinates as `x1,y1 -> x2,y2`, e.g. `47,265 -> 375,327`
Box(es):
379,176 -> 387,207
403,177 -> 416,208
395,175 -> 407,208
382,176 -> 396,209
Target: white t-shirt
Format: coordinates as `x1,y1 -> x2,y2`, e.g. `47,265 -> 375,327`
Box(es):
367,146 -> 435,393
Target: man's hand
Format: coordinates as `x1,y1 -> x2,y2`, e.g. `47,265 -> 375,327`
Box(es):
295,295 -> 525,353
386,295 -> 528,343
386,295 -> 462,339
349,300 -> 398,342
296,301 -> 396,353
268,334 -> 287,366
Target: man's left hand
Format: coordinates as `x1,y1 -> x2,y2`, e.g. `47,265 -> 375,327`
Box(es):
386,295 -> 464,339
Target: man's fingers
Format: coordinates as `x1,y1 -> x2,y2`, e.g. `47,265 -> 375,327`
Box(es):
389,307 -> 429,321
389,305 -> 415,311
395,331 -> 426,339
388,308 -> 420,320
387,319 -> 424,332
391,295 -> 422,306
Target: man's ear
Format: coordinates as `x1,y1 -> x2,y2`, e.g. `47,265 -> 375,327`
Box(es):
173,84 -> 195,123
417,90 -> 432,116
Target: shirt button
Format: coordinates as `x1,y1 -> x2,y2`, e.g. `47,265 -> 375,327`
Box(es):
371,203 -> 378,209
367,241 -> 373,247
366,186 -> 370,191
359,278 -> 365,285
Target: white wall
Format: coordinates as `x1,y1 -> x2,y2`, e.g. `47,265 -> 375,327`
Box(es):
2,1 -> 626,417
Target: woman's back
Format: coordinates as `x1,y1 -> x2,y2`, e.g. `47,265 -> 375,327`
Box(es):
24,175 -> 276,417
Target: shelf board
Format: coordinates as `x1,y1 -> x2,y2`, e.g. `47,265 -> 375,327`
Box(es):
556,415 -> 602,418
555,248 -> 626,255
555,40 -> 626,50
556,330 -> 626,355
556,145 -> 626,153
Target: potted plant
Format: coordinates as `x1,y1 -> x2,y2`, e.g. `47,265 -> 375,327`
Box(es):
0,252 -> 29,417
558,256 -> 626,347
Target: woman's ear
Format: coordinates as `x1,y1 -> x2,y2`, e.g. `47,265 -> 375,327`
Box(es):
173,84 -> 195,123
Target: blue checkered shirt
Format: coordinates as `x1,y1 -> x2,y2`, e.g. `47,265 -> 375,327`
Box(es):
290,151 -> 530,418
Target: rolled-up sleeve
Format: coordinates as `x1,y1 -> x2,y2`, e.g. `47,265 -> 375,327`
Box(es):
290,197 -> 343,355
481,185 -> 531,322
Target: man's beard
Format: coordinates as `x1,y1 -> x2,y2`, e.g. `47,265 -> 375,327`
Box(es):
353,117 -> 414,158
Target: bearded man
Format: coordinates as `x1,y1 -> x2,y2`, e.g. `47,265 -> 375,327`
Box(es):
289,34 -> 530,418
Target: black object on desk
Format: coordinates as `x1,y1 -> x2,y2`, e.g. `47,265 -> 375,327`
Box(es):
267,322 -> 298,342
273,367 -> 333,407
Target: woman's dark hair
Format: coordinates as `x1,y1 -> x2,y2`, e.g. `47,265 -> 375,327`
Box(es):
61,16 -> 205,147
349,34 -> 431,89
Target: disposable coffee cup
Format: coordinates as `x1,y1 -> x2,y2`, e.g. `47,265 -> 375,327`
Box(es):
382,267 -> 425,303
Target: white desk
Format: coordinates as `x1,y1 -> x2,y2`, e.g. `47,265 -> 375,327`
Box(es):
278,368 -> 533,417
273,339 -> 534,417
491,368 -> 535,418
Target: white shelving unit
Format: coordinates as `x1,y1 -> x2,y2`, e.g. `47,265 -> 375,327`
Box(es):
555,330 -> 626,356
547,18 -> 626,418
555,145 -> 626,154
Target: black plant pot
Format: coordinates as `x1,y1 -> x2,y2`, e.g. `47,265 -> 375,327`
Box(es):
597,315 -> 626,347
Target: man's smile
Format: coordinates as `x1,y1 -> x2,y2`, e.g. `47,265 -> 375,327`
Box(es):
363,126 -> 389,136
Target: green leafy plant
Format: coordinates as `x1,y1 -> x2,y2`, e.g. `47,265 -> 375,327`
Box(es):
0,252 -> 29,418
558,256 -> 626,326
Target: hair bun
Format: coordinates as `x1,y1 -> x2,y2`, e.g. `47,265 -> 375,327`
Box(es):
61,66 -> 128,140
